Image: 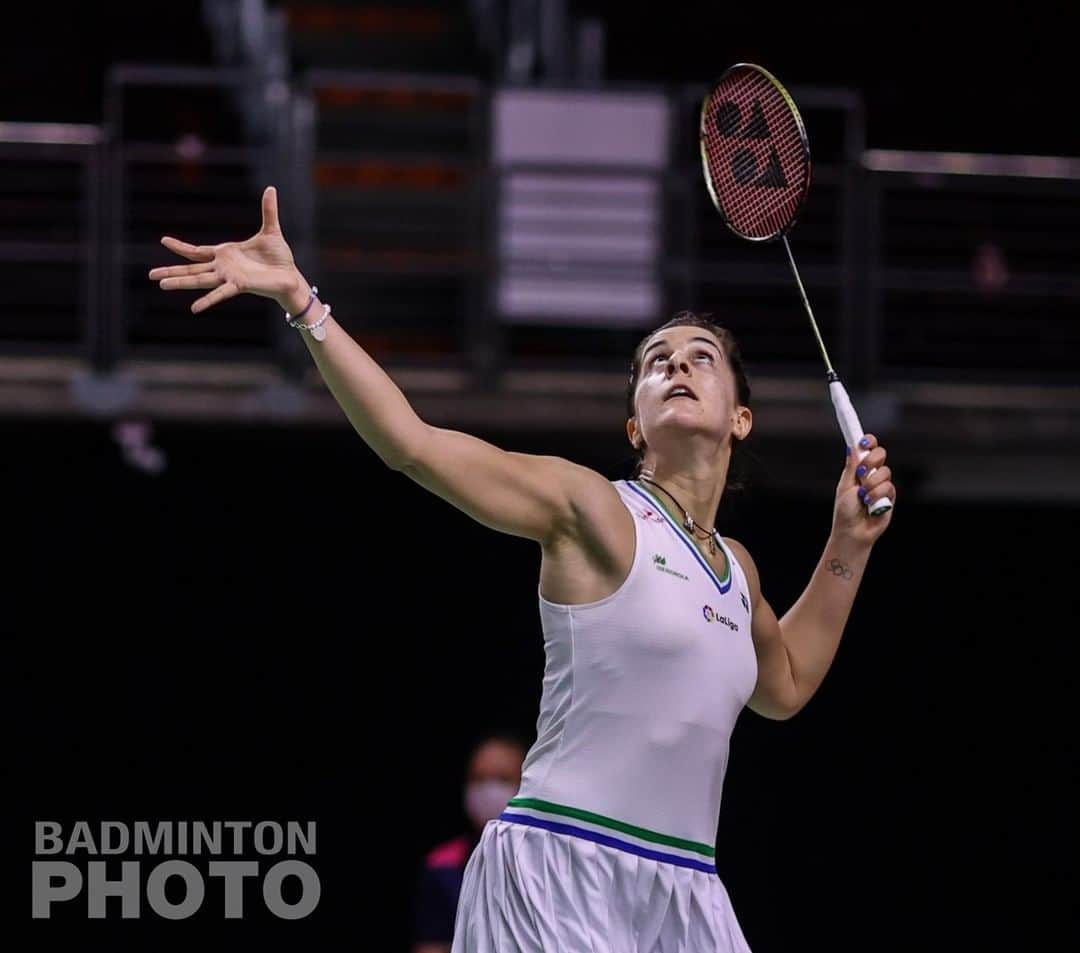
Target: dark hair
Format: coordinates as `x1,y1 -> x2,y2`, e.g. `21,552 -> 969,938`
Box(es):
466,731 -> 530,762
625,311 -> 752,490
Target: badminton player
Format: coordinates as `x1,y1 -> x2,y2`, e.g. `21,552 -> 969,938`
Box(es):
150,186 -> 896,951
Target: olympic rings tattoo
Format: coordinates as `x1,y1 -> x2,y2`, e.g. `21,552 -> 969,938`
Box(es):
827,558 -> 853,580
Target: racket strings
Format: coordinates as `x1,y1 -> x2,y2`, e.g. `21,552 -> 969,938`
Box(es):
701,71 -> 807,239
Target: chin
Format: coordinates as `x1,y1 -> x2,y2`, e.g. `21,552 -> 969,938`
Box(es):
657,402 -> 708,427
650,413 -> 719,444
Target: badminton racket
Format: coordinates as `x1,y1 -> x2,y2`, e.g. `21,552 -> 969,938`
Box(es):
699,62 -> 891,516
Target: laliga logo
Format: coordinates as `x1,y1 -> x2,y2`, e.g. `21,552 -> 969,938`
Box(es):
702,605 -> 739,631
32,820 -> 320,920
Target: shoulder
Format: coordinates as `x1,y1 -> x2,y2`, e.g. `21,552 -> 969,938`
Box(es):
558,469 -> 633,541
520,456 -> 625,524
561,463 -> 626,509
722,536 -> 761,601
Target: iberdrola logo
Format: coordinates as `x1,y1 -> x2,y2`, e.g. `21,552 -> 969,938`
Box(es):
653,554 -> 688,582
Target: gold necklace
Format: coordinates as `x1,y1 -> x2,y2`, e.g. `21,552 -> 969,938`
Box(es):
638,476 -> 721,555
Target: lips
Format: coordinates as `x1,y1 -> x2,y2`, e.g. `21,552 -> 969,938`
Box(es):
664,384 -> 698,401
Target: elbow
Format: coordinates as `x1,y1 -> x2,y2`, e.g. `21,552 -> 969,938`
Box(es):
780,681 -> 805,720
772,702 -> 802,722
361,443 -> 414,473
748,684 -> 802,722
758,700 -> 800,722
384,449 -> 416,473
779,702 -> 802,721
771,679 -> 804,721
780,685 -> 809,721
358,423 -> 429,473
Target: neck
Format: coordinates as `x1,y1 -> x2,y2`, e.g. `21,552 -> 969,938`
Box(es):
638,459 -> 727,533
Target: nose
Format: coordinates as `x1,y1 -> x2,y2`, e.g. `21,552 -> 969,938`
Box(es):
665,353 -> 691,376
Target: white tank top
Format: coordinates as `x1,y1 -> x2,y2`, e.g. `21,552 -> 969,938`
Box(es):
507,479 -> 757,871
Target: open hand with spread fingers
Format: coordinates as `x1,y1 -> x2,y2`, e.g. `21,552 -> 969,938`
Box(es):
148,186 -> 308,315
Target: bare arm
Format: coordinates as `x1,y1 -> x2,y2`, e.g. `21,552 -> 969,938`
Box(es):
149,186 -> 607,545
282,281 -> 613,544
725,538 -> 798,721
731,437 -> 896,720
774,533 -> 874,714
731,532 -> 873,721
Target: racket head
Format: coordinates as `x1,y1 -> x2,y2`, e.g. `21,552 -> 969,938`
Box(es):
700,63 -> 812,242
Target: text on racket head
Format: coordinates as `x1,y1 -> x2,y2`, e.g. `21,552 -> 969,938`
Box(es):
699,63 -> 811,242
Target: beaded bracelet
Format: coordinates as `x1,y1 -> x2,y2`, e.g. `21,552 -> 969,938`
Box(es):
284,286 -> 331,341
296,304 -> 331,342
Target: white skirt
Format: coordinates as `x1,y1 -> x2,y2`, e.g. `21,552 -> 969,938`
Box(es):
451,817 -> 753,953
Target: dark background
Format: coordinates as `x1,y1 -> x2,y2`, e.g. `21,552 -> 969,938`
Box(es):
4,4 -> 1080,156
8,420 -> 1078,950
4,2 -> 1079,950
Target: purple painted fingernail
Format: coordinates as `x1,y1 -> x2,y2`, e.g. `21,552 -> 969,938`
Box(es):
858,487 -> 868,502
856,464 -> 867,478
859,437 -> 870,449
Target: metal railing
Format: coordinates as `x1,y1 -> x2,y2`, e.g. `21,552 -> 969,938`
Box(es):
863,150 -> 1080,385
291,69 -> 490,378
0,122 -> 102,363
102,65 -> 292,374
1,65 -> 1078,393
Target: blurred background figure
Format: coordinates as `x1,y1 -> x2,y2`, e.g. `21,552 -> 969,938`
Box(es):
971,238 -> 1010,296
412,733 -> 528,953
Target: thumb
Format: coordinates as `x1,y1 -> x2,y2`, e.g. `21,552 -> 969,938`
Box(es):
261,186 -> 280,234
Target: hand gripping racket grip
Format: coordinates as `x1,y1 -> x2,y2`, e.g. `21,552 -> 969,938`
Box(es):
828,379 -> 893,517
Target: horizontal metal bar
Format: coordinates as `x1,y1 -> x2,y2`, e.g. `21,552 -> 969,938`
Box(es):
496,161 -> 665,178
0,241 -> 89,262
679,83 -> 862,113
877,268 -> 1080,296
864,149 -> 1080,181
106,64 -> 258,88
676,261 -> 841,287
0,122 -> 102,146
117,143 -> 265,164
315,149 -> 480,169
305,69 -> 483,95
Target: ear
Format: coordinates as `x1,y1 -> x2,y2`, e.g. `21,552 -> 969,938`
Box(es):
732,405 -> 753,442
626,417 -> 642,449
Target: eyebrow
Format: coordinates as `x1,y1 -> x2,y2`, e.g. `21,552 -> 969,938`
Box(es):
641,335 -> 723,362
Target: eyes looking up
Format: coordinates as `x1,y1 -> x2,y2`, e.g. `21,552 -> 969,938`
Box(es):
649,348 -> 717,369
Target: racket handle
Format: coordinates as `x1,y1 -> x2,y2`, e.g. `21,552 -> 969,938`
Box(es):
828,379 -> 893,517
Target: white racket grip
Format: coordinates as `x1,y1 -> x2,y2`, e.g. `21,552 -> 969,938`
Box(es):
828,379 -> 892,517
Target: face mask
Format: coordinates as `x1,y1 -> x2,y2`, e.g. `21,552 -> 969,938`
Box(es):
464,780 -> 517,829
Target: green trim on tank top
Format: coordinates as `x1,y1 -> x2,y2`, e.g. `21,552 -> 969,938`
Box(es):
631,481 -> 731,588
